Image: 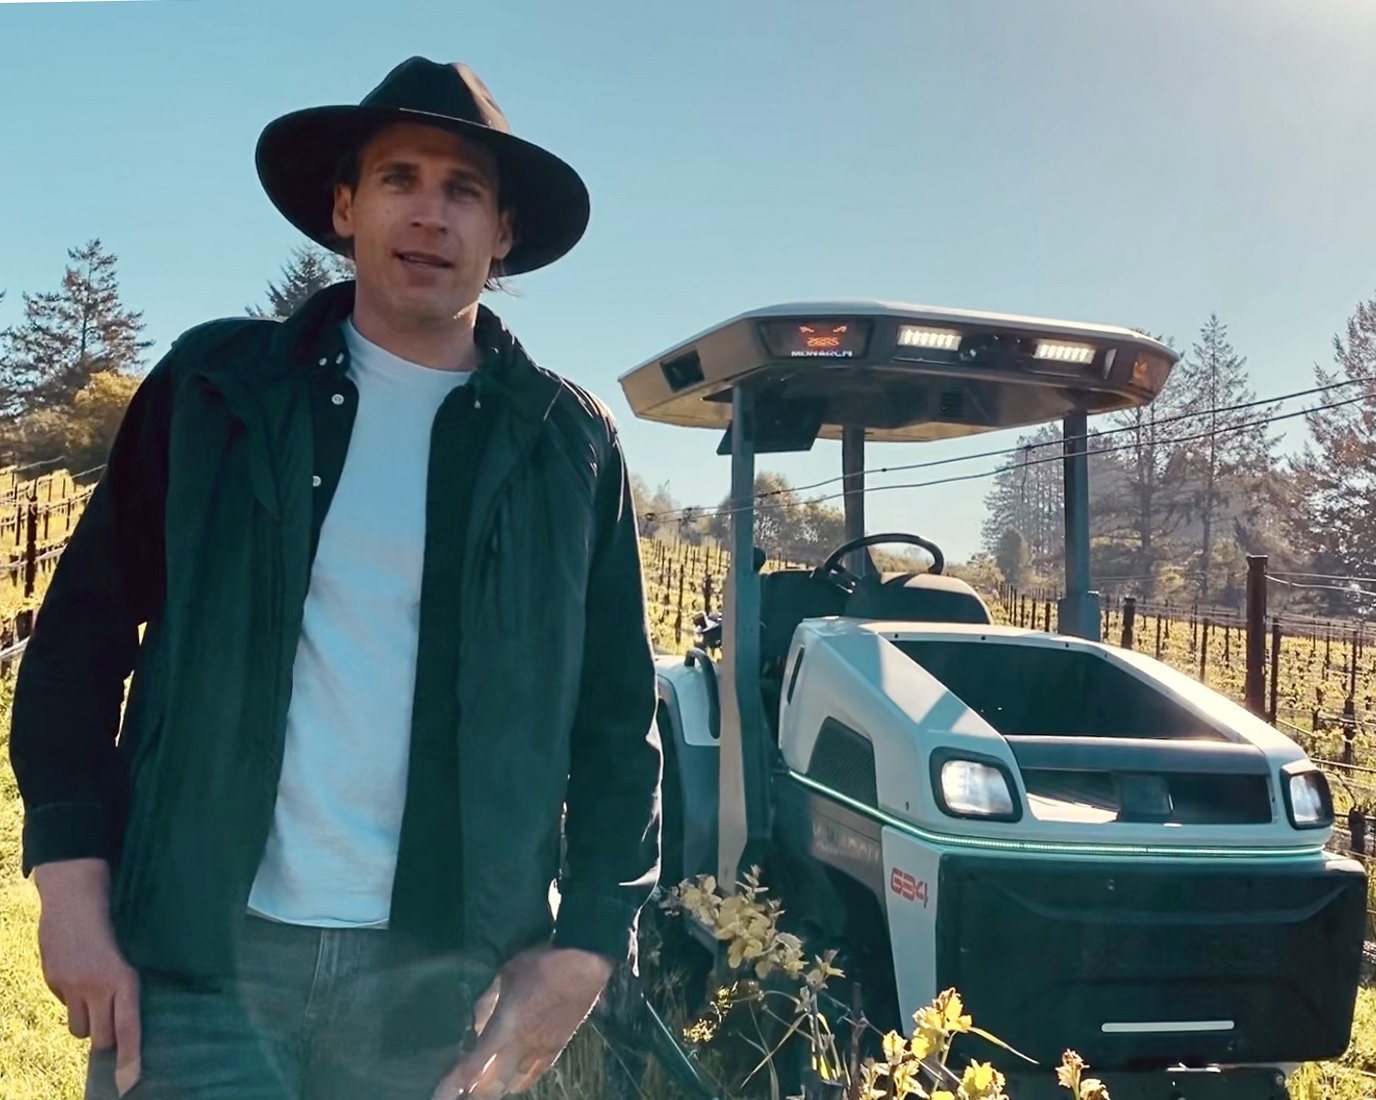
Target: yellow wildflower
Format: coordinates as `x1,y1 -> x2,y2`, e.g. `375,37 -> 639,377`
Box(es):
891,1060 -> 924,1098
683,1018 -> 717,1044
907,1028 -> 937,1061
1056,1050 -> 1086,1092
958,1060 -> 1008,1100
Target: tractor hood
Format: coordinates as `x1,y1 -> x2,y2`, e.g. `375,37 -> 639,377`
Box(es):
777,620 -> 1328,855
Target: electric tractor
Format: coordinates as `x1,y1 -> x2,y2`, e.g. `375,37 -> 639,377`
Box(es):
616,303 -> 1366,1100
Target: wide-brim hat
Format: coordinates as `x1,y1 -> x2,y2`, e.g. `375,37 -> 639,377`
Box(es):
255,57 -> 590,275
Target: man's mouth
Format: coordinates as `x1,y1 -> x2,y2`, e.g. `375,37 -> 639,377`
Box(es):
396,251 -> 454,269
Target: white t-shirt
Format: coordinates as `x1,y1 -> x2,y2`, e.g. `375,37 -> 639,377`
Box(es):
247,318 -> 473,927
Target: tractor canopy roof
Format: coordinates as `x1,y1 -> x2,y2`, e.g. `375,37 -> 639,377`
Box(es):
619,301 -> 1179,449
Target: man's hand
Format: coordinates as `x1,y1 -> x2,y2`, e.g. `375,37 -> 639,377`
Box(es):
430,944 -> 615,1099
34,859 -> 143,1097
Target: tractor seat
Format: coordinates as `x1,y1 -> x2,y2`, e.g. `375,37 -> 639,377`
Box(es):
758,568 -> 848,736
844,572 -> 993,625
760,569 -> 848,671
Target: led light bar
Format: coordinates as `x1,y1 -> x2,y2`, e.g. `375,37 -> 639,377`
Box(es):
897,325 -> 962,351
1034,340 -> 1096,365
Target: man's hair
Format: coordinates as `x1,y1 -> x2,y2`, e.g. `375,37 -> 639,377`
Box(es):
326,123 -> 515,294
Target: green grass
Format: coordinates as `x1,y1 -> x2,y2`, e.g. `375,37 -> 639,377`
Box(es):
1287,984 -> 1376,1098
0,674 -> 90,1099
6,537 -> 1376,1098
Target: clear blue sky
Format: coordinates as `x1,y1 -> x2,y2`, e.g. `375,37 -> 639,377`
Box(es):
3,0 -> 1374,563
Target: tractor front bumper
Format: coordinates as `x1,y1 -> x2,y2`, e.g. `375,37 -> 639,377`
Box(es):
933,851 -> 1365,1073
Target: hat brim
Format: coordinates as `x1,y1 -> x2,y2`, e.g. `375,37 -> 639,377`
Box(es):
255,105 -> 590,276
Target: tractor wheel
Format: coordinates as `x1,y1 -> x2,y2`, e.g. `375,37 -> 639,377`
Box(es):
658,701 -> 687,889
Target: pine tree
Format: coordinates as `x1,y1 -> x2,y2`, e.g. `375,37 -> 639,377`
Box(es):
981,424 -> 1064,575
0,240 -> 150,417
248,245 -> 354,319
1092,331 -> 1187,598
1290,291 -> 1376,615
983,422 -> 1124,592
0,287 -> 15,427
1169,314 -> 1278,600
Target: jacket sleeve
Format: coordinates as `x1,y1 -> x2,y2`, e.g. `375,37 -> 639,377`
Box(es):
8,353 -> 173,877
550,426 -> 662,971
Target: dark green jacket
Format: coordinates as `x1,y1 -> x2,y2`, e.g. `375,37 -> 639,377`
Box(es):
9,282 -> 661,980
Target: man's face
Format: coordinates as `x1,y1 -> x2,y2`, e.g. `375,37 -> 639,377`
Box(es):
332,122 -> 514,328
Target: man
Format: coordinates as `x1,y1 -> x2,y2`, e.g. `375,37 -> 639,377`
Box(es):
8,57 -> 662,1100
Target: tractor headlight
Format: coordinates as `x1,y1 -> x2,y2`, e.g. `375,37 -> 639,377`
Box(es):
1282,764 -> 1333,829
932,752 -> 1021,822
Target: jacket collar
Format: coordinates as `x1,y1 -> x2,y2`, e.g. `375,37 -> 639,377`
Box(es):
270,280 -> 561,424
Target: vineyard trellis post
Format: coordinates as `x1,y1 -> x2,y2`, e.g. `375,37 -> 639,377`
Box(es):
1350,628 -> 1360,701
1343,699 -> 1357,766
1244,555 -> 1267,718
22,489 -> 39,599
1268,617 -> 1282,725
1199,618 -> 1210,685
1120,596 -> 1136,651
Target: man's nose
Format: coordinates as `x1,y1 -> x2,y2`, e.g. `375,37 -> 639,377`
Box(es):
408,187 -> 449,231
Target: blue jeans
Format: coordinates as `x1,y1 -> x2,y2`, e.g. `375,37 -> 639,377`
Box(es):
85,911 -> 497,1100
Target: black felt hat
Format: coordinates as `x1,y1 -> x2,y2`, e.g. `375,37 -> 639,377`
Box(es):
255,57 -> 590,275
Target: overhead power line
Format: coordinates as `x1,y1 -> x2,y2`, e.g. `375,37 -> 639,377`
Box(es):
772,375 -> 1369,502
644,386 -> 1373,525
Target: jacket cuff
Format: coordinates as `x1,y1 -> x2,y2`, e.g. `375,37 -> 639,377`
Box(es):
21,802 -> 117,877
550,891 -> 640,970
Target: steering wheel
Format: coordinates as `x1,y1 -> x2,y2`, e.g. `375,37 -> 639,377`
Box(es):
813,532 -> 946,594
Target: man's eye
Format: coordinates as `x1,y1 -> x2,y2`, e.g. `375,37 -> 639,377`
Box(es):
447,182 -> 480,199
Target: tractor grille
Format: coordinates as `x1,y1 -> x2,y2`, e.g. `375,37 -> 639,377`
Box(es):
807,719 -> 878,807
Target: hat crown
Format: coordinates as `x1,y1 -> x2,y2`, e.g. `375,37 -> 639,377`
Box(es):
256,56 -> 588,274
361,57 -> 511,136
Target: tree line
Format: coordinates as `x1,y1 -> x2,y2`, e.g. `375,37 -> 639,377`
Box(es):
981,295 -> 1376,617
6,240 -> 1374,617
0,242 -> 352,475
633,471 -> 951,575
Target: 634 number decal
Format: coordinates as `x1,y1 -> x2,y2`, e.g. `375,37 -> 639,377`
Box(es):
890,868 -> 929,908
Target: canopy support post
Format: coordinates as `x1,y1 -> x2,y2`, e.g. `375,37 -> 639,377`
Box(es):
1058,409 -> 1100,639
718,385 -> 770,891
842,425 -> 870,577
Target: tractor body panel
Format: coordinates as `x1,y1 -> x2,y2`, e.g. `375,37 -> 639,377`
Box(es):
656,612 -> 1366,1080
